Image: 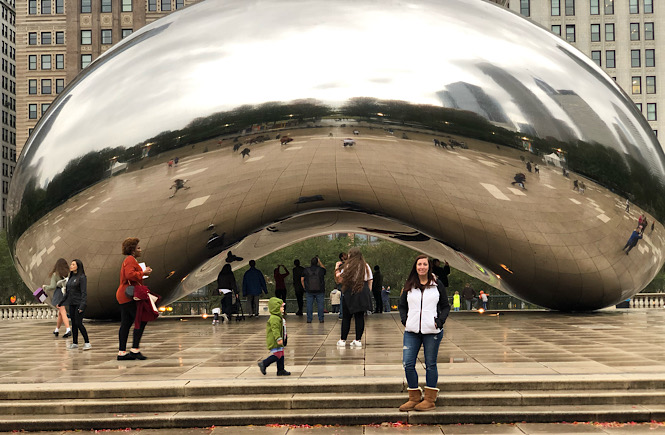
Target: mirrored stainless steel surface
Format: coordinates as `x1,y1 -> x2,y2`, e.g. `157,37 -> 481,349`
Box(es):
8,0 -> 665,318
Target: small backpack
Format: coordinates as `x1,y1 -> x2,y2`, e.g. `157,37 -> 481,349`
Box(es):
305,267 -> 321,292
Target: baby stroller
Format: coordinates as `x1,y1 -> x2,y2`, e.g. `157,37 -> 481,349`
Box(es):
232,290 -> 245,321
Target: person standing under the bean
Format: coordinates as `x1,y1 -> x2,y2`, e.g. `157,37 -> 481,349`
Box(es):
336,248 -> 373,348
66,259 -> 92,351
398,254 -> 450,412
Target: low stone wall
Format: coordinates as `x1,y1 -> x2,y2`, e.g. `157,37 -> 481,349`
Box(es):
0,304 -> 58,320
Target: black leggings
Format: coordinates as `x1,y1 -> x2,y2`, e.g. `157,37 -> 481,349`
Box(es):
262,354 -> 285,372
69,304 -> 89,344
341,299 -> 365,341
118,301 -> 147,351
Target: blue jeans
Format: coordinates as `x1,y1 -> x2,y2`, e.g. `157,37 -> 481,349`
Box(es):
382,294 -> 391,312
306,292 -> 325,322
403,330 -> 443,389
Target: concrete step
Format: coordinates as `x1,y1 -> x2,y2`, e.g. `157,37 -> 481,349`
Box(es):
4,389 -> 665,415
1,405 -> 665,431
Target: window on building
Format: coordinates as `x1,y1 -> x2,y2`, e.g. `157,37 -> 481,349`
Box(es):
606,50 -> 615,68
41,79 -> 51,94
632,76 -> 641,94
551,25 -> 561,36
591,24 -> 600,41
646,49 -> 655,67
55,31 -> 64,44
636,102 -> 642,112
28,79 -> 36,94
148,0 -> 156,11
41,54 -> 51,69
565,25 -> 575,42
41,103 -> 49,116
122,0 -> 131,11
591,50 -> 601,66
647,103 -> 657,120
81,54 -> 92,69
161,0 -> 171,11
41,32 -> 51,44
630,23 -> 640,41
28,32 -> 37,45
590,0 -> 599,14
55,0 -> 63,13
645,22 -> 654,40
551,0 -> 560,16
81,0 -> 91,13
56,78 -> 64,94
81,30 -> 91,45
101,29 -> 112,45
646,76 -> 656,94
632,49 -> 641,67
101,0 -> 111,12
55,53 -> 64,69
41,0 -> 50,14
605,23 -> 614,41
644,0 -> 653,14
122,28 -> 133,38
29,0 -> 37,14
630,0 -> 639,13
565,0 -> 574,15
29,55 -> 36,70
175,0 -> 184,9
28,104 -> 37,119
604,0 -> 613,14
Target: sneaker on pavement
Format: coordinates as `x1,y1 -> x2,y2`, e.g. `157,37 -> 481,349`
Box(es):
350,340 -> 362,348
83,343 -> 92,350
336,339 -> 346,347
277,370 -> 291,376
68,343 -> 78,349
258,361 -> 266,375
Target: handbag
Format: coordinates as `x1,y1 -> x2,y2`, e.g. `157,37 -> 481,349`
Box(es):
125,280 -> 135,298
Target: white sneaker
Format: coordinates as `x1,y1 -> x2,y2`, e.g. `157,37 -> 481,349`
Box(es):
350,340 -> 362,348
68,343 -> 78,349
83,343 -> 92,350
336,339 -> 346,347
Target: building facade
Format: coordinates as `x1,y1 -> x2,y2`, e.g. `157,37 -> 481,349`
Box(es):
0,0 -> 14,230
505,0 -> 661,139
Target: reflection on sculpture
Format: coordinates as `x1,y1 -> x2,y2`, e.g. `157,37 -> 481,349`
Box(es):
8,0 -> 665,318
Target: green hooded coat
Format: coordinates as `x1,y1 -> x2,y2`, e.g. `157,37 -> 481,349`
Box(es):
266,297 -> 285,350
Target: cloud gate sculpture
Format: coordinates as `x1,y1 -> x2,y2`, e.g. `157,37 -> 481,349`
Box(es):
8,0 -> 665,318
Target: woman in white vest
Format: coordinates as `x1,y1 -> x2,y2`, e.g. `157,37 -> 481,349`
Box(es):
398,255 -> 450,412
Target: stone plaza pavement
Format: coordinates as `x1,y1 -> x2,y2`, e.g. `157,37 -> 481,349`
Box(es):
3,309 -> 665,434
4,309 -> 665,383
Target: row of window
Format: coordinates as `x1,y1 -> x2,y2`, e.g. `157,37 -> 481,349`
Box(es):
28,102 -> 49,119
1,59 -> 14,79
28,0 -> 187,14
1,162 -> 13,177
28,78 -> 65,95
2,93 -> 14,112
29,28 -> 134,47
2,42 -> 16,61
631,76 -> 657,94
2,5 -> 15,26
589,48 -> 656,68
1,128 -> 15,145
81,28 -> 133,45
2,110 -> 15,128
520,0 -> 654,17
28,54 -> 65,70
2,24 -> 15,44
1,145 -> 16,162
554,23 -> 656,44
2,76 -> 14,97
28,31 -> 64,45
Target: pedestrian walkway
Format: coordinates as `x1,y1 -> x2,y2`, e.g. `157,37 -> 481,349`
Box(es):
4,309 -> 665,384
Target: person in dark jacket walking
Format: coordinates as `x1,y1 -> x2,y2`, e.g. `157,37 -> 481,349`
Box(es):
398,254 -> 450,412
66,259 -> 91,350
242,260 -> 267,317
622,226 -> 644,255
301,257 -> 326,323
217,264 -> 237,323
461,283 -> 476,310
292,259 -> 305,316
432,259 -> 450,292
372,265 -> 383,313
273,265 -> 290,305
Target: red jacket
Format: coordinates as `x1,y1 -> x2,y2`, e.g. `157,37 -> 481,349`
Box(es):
116,255 -> 144,305
133,284 -> 160,328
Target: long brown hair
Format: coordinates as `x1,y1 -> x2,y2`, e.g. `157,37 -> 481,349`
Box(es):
50,258 -> 69,279
341,247 -> 367,294
403,255 -> 435,293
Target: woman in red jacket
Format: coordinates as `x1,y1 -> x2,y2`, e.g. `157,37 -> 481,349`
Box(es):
116,237 -> 153,361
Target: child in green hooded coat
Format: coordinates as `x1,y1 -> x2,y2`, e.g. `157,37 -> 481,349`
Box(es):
257,297 -> 290,376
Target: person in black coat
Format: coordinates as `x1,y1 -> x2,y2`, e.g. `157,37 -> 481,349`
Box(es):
66,259 -> 91,350
372,265 -> 383,313
432,259 -> 450,292
217,264 -> 238,322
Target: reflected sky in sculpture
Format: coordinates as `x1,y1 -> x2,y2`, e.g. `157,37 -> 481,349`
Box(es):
8,0 -> 665,318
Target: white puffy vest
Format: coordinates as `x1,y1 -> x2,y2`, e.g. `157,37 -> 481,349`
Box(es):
405,283 -> 441,334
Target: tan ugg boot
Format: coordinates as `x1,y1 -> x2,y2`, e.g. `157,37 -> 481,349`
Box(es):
414,386 -> 438,411
398,387 -> 422,412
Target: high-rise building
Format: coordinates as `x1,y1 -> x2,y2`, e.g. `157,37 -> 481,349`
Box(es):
504,0 -> 661,141
16,0 -> 199,159
0,0 -> 15,230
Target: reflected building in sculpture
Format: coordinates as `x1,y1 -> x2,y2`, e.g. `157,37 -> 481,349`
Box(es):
0,0 -> 15,231
7,0 -> 665,318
